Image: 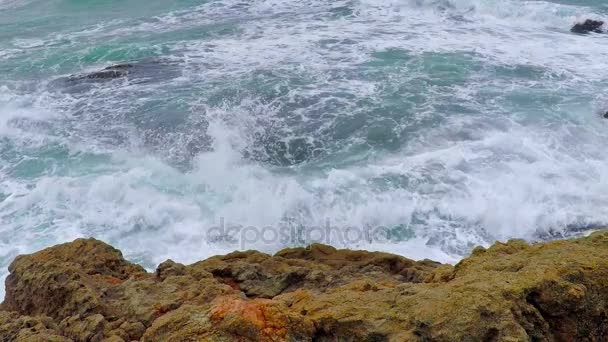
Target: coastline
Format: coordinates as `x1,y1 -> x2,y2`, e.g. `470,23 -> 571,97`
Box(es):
2,232 -> 608,341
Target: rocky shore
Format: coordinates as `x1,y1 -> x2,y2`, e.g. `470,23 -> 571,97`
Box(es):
2,232 -> 608,341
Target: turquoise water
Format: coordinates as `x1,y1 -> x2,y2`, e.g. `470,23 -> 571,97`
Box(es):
2,0 -> 608,297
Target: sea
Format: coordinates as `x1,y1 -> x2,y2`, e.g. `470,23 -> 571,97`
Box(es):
2,0 -> 608,298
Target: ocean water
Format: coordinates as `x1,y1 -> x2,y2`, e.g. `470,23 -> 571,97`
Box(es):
2,0 -> 608,298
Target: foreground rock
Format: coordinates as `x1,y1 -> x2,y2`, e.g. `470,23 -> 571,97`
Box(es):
3,232 -> 608,341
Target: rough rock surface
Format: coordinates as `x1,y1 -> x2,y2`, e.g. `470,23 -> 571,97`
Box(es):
3,232 -> 608,341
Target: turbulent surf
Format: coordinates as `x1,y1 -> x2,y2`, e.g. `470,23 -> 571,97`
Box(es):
1,0 -> 608,298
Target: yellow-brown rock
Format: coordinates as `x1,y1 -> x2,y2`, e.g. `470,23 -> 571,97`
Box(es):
1,232 -> 608,341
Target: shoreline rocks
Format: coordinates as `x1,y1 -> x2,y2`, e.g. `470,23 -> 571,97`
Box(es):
3,233 -> 608,341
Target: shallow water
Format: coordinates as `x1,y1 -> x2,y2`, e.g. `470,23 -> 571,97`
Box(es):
2,0 -> 608,298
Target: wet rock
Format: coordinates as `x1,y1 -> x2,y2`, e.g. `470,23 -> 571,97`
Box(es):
4,233 -> 608,340
571,19 -> 605,34
83,64 -> 134,80
66,63 -> 134,83
51,59 -> 182,93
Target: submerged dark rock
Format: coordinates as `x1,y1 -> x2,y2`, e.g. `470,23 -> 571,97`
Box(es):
83,64 -> 134,80
571,19 -> 605,34
52,59 -> 182,93
66,63 -> 135,82
603,111 -> 608,119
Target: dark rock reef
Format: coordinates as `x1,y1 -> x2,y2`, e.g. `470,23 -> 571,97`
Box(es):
79,63 -> 135,80
51,59 -> 182,94
3,232 -> 608,341
571,19 -> 605,34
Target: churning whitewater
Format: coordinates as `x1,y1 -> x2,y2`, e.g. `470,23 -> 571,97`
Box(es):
2,0 -> 608,298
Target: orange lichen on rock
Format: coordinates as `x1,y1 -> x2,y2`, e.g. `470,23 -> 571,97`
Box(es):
209,297 -> 313,341
211,298 -> 273,327
99,275 -> 123,286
